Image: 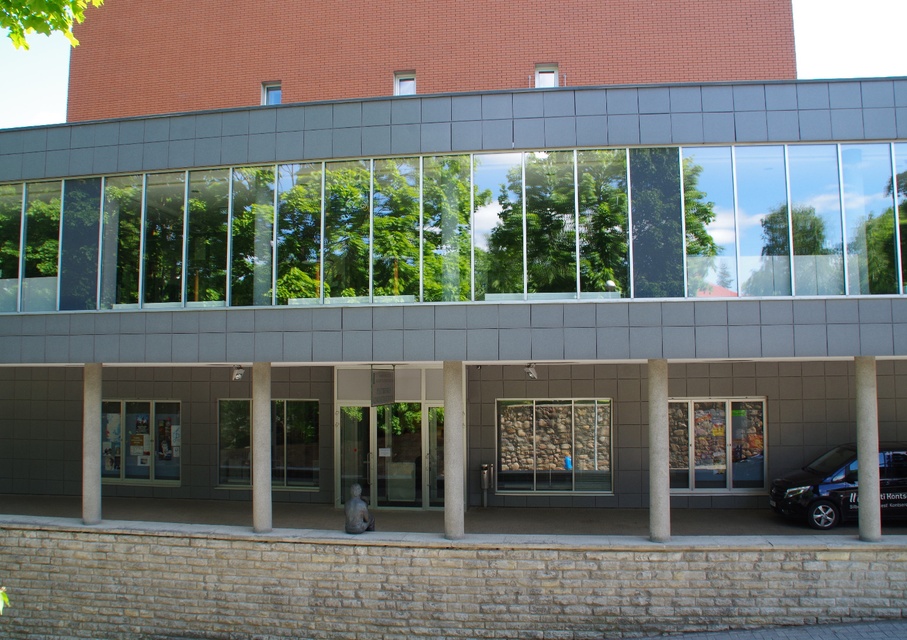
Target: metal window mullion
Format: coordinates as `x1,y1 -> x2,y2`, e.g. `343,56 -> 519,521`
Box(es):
181,171 -> 190,307
837,145 -> 850,295
731,147 -> 742,296
570,401 -> 576,491
625,148 -> 634,299
679,149 -> 689,297
138,174 -> 148,309
573,149 -> 581,299
56,180 -> 65,311
226,169 -> 235,306
784,146 -> 796,296
16,184 -> 26,312
532,401 -> 537,492
96,177 -> 106,310
522,154 -> 528,300
688,400 -> 694,490
724,400 -> 732,489
891,143 -> 904,295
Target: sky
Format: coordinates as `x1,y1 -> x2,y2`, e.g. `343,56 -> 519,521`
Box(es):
1,0 -> 907,130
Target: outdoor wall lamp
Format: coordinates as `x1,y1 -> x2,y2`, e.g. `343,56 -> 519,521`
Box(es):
232,365 -> 245,381
524,364 -> 538,380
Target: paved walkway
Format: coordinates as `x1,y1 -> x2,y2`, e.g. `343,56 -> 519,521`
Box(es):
662,619 -> 907,639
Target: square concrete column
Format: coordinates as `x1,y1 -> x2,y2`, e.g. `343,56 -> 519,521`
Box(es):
82,363 -> 103,525
648,359 -> 671,542
443,361 -> 465,540
252,362 -> 273,533
855,356 -> 882,542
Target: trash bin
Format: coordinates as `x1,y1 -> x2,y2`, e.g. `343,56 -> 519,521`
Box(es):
480,463 -> 494,507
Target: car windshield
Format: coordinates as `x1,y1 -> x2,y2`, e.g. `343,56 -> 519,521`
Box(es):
804,445 -> 857,476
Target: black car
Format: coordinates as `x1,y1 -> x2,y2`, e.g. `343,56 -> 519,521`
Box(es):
769,442 -> 907,530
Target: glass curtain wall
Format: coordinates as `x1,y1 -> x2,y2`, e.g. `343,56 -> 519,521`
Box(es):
276,163 -> 322,304
143,172 -> 185,306
842,144 -> 898,295
231,167 -> 275,306
787,145 -> 844,295
5,144 -> 907,312
100,175 -> 143,309
60,178 -> 102,310
896,143 -> 907,293
187,169 -> 229,305
21,181 -> 62,312
0,183 -> 22,312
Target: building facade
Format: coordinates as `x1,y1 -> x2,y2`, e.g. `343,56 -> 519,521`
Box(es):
3,77 -> 907,539
66,0 -> 796,122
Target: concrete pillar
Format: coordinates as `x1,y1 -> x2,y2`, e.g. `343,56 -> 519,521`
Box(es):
855,356 -> 882,542
648,359 -> 671,543
252,362 -> 272,533
82,363 -> 103,525
443,361 -> 465,540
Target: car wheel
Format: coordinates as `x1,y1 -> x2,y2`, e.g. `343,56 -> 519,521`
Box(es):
807,500 -> 840,530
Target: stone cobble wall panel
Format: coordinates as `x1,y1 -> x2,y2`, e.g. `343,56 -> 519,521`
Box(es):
0,525 -> 905,639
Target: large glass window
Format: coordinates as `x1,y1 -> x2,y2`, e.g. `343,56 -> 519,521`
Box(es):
102,400 -> 181,483
373,157 -> 420,302
143,172 -> 185,306
422,155 -> 473,301
231,167 -> 275,306
669,398 -> 765,491
323,160 -> 370,302
475,153 -> 523,300
497,399 -> 612,493
525,151 -> 577,299
218,398 -> 320,487
577,149 -> 629,298
187,169 -> 229,305
100,175 -> 142,309
60,178 -> 102,310
276,163 -> 323,304
630,147 -> 684,298
682,147 -> 737,297
22,181 -> 61,312
736,146 -> 791,296
788,145 -> 844,295
0,183 -> 22,312
842,144 -> 898,295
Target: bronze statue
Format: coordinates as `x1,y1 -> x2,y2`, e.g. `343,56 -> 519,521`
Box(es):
344,483 -> 375,534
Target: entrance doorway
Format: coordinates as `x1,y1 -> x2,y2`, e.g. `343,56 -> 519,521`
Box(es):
337,402 -> 444,508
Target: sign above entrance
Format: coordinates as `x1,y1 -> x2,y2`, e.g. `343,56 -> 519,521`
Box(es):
371,369 -> 395,406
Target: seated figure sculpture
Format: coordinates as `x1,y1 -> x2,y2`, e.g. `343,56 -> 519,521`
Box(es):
344,483 -> 376,534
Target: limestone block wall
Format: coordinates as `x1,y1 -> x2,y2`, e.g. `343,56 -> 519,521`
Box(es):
0,521 -> 905,639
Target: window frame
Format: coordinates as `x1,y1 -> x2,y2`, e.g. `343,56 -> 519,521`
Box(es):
394,72 -> 416,96
534,64 -> 559,88
262,82 -> 282,106
668,396 -> 768,495
495,397 -> 614,494
101,399 -> 182,486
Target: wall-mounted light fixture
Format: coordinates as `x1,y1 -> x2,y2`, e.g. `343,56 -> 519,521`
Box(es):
524,364 -> 538,380
232,365 -> 245,381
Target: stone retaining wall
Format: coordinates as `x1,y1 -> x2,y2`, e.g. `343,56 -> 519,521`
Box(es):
1,521 -> 905,639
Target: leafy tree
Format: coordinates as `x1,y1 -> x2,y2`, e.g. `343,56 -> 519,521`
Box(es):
101,177 -> 143,306
186,170 -> 229,303
373,159 -> 421,298
2,0 -> 103,49
276,165 -> 324,303
323,161 -> 371,299
0,184 -> 22,283
681,158 -> 721,295
848,211 -> 897,294
230,167 -> 275,306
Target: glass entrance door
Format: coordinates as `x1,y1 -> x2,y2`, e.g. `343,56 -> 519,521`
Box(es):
376,403 -> 422,507
427,406 -> 444,507
339,406 -> 370,505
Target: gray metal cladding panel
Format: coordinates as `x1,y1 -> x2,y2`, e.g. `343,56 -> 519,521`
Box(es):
3,79 -> 907,183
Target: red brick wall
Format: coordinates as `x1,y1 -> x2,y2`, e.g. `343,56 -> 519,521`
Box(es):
67,0 -> 796,122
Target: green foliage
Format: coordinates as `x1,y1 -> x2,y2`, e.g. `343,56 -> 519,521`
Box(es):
577,150 -> 629,294
2,0 -> 103,49
0,585 -> 8,615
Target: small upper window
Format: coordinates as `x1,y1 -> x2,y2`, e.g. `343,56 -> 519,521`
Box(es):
262,83 -> 282,105
535,65 -> 559,88
395,73 -> 416,96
